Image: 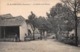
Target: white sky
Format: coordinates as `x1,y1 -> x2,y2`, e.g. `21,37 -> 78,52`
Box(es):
0,0 -> 61,19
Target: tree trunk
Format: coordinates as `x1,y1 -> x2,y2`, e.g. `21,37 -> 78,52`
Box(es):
39,30 -> 43,40
32,27 -> 35,40
74,0 -> 78,46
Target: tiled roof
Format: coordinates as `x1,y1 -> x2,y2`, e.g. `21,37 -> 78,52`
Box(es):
0,14 -> 25,26
0,13 -> 13,18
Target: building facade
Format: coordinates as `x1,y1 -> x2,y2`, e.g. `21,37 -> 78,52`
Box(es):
0,14 -> 33,41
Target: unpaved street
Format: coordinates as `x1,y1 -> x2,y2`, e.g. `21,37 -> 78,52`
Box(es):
0,39 -> 80,52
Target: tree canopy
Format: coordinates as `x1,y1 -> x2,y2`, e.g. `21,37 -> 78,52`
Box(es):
47,3 -> 75,34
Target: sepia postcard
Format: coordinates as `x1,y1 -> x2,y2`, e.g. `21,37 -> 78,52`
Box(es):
0,0 -> 80,52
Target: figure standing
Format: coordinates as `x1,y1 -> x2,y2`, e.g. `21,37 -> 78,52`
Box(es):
15,33 -> 18,42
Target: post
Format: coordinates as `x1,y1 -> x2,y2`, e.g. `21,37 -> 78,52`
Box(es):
0,27 -> 1,38
4,27 -> 5,39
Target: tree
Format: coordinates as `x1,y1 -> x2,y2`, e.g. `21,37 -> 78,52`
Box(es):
48,3 -> 75,39
50,3 -> 72,17
50,3 -> 73,24
61,0 -> 80,46
28,11 -> 37,40
61,0 -> 80,12
32,16 -> 52,39
50,3 -> 63,17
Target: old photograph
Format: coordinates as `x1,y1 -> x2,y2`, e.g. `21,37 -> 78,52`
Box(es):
0,0 -> 80,52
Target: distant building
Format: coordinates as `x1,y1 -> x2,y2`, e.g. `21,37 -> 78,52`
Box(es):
0,14 -> 32,41
26,20 -> 33,36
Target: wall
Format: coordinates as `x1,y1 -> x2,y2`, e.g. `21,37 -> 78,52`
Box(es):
77,23 -> 80,44
77,28 -> 80,44
19,21 -> 28,41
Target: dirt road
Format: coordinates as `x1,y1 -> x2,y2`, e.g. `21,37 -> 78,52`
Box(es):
0,39 -> 80,52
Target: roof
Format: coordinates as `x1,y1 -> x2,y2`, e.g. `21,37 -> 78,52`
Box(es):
0,15 -> 26,26
0,13 -> 13,18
